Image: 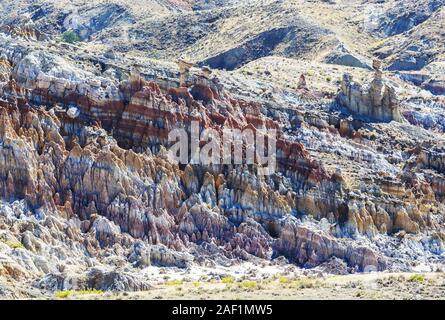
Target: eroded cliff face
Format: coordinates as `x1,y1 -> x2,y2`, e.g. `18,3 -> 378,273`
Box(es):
0,30 -> 444,296
337,60 -> 404,123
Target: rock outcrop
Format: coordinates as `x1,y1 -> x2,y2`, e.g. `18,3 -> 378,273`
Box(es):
0,22 -> 444,297
337,60 -> 403,122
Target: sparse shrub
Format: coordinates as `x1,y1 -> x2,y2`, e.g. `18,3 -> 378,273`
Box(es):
241,281 -> 257,289
82,289 -> 104,295
397,275 -> 406,282
408,274 -> 425,283
54,291 -> 71,299
165,279 -> 183,286
294,278 -> 318,289
54,289 -> 104,298
279,276 -> 290,284
5,241 -> 25,249
221,276 -> 235,284
61,31 -> 81,44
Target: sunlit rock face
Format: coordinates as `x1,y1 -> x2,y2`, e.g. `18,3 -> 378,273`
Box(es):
0,15 -> 445,297
337,60 -> 403,123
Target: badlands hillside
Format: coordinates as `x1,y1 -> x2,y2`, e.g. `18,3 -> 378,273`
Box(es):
0,0 -> 444,299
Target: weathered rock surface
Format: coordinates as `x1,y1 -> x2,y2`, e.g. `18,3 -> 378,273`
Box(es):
337,60 -> 404,122
0,3 -> 444,297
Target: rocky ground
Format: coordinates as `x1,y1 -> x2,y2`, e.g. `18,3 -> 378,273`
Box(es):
4,269 -> 445,300
0,0 -> 444,299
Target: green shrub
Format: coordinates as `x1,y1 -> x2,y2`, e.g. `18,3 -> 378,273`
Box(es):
165,279 -> 183,286
408,274 -> 425,283
279,276 -> 290,284
5,241 -> 25,249
221,276 -> 235,284
61,31 -> 81,44
241,281 -> 257,289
